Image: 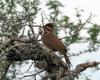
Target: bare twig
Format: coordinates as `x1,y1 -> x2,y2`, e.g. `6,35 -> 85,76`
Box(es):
73,13 -> 92,36
20,26 -> 26,37
34,12 -> 45,40
19,70 -> 44,79
32,25 -> 41,27
35,25 -> 42,41
41,12 -> 44,26
53,13 -> 93,41
29,21 -> 35,34
0,61 -> 12,80
27,61 -> 34,71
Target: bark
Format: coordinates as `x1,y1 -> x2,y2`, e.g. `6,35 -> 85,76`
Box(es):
0,37 -> 100,80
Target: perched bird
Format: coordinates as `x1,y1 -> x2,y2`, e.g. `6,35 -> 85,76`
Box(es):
41,23 -> 71,69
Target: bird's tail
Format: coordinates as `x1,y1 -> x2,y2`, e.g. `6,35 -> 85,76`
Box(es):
63,52 -> 71,69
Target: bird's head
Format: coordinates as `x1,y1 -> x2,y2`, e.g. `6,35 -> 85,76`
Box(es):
43,23 -> 54,32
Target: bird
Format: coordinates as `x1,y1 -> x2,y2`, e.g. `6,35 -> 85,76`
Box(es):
41,23 -> 71,69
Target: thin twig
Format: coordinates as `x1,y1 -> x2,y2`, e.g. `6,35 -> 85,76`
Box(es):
19,70 -> 44,79
57,13 -> 93,40
35,25 -> 42,40
41,12 -> 44,26
20,26 -> 26,37
73,13 -> 92,36
35,12 -> 45,40
27,61 -> 34,71
29,21 -> 35,34
1,61 -> 12,80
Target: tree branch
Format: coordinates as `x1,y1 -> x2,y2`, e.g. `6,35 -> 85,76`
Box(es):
0,37 -> 67,79
0,37 -> 99,80
62,61 -> 100,80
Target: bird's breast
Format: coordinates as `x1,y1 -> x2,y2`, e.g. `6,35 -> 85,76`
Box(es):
42,32 -> 66,52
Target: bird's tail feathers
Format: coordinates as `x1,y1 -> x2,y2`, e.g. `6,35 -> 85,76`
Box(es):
63,52 -> 72,69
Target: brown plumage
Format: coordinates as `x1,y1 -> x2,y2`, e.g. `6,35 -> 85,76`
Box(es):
41,23 -> 71,69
